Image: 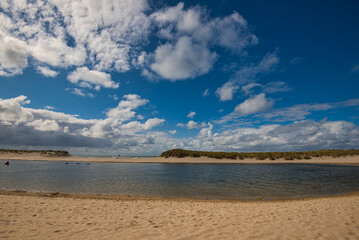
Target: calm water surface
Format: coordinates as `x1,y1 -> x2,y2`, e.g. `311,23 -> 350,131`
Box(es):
1,160 -> 359,200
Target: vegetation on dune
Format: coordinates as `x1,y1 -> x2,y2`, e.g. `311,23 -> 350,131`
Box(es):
160,149 -> 359,160
0,149 -> 71,157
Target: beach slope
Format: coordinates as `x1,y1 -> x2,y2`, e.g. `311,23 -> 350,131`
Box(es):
1,192 -> 359,239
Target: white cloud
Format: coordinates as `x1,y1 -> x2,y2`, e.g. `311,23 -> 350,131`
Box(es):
262,81 -> 291,94
43,105 -> 55,110
36,66 -> 58,77
29,37 -> 86,68
186,120 -> 207,129
106,94 -> 148,121
0,95 -> 165,153
189,120 -> 359,152
67,67 -> 119,90
151,3 -> 257,52
257,103 -> 335,122
216,82 -> 239,101
187,111 -> 196,118
169,130 -> 176,135
145,2 -> 258,81
150,37 -> 217,80
0,33 -> 28,76
55,0 -> 151,72
234,93 -> 274,115
203,88 -> 210,97
216,51 -> 279,101
177,121 -> 207,129
0,0 -> 150,78
1,0 -> 259,84
66,88 -> 95,98
241,81 -> 291,96
1,95 -> 359,155
109,94 -> 119,101
26,119 -> 60,132
218,98 -> 359,125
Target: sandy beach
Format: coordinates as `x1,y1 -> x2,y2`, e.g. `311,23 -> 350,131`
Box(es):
0,191 -> 359,240
1,152 -> 359,165
2,152 -> 359,239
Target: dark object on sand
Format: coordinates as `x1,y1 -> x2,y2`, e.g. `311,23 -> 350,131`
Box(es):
5,161 -> 9,165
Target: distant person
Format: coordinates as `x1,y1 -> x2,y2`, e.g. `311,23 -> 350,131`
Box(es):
5,161 -> 9,165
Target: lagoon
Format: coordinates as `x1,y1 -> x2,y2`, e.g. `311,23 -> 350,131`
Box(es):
1,160 -> 359,200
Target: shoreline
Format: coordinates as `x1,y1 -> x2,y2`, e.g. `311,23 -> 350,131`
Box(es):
1,189 -> 359,203
1,153 -> 359,165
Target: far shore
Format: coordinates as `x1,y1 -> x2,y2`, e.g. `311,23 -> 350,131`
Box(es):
1,152 -> 359,165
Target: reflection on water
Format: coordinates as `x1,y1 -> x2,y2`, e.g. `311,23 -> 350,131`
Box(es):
1,160 -> 359,200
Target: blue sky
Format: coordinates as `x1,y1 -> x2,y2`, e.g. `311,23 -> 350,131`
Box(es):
0,0 -> 358,155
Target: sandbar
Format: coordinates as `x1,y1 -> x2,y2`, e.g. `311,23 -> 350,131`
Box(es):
1,152 -> 359,165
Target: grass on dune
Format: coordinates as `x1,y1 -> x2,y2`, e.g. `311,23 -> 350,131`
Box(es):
160,149 -> 359,160
0,149 -> 71,157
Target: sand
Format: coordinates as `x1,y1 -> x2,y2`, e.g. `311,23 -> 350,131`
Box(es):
1,191 -> 359,240
1,152 -> 359,165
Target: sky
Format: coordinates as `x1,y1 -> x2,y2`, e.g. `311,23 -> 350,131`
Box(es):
0,0 -> 359,156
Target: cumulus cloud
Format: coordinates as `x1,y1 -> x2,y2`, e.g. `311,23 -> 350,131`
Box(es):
0,33 -> 28,76
0,95 -> 165,152
1,95 -> 359,154
67,67 -> 119,90
186,120 -> 207,129
187,111 -> 196,118
29,37 -> 86,68
176,120 -> 207,129
216,82 -> 240,101
189,120 -> 359,152
150,36 -> 217,80
146,2 -> 258,81
0,0 -> 150,78
151,3 -> 257,52
36,66 -> 58,77
234,93 -> 274,115
1,1 -> 259,84
106,94 -> 148,121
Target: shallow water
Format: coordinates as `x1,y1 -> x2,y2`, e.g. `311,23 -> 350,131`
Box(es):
1,160 -> 359,200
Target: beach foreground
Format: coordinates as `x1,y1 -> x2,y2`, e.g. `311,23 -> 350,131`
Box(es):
1,152 -> 359,165
1,191 -> 359,240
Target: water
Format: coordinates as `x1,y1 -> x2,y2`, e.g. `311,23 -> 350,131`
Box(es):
1,160 -> 359,200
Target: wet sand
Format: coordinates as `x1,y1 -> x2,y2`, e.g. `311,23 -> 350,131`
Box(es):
1,152 -> 359,165
1,190 -> 359,240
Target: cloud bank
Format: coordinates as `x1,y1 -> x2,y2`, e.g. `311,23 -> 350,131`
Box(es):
1,96 -> 358,155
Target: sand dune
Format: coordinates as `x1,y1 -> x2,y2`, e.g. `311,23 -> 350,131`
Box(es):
1,191 -> 359,239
